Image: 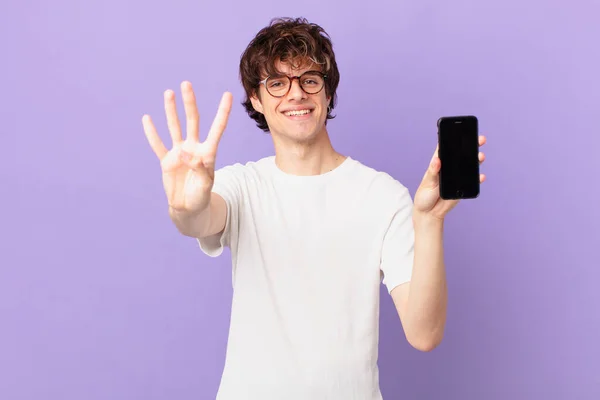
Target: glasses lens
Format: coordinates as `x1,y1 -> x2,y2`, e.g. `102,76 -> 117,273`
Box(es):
299,72 -> 324,94
265,76 -> 290,97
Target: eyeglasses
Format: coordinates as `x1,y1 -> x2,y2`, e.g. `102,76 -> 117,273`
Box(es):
259,71 -> 327,98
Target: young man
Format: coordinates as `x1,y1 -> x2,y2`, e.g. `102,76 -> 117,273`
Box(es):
142,17 -> 486,400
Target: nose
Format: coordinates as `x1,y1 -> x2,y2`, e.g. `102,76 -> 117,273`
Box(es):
286,77 -> 307,101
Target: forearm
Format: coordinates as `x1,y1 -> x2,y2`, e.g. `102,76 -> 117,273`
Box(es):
405,212 -> 448,348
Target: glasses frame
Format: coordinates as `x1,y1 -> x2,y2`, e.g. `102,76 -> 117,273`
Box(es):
259,70 -> 328,98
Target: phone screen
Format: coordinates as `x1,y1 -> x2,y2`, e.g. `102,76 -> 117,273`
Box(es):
438,116 -> 480,199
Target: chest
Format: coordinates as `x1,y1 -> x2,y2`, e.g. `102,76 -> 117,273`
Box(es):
238,181 -> 389,282
251,182 -> 374,244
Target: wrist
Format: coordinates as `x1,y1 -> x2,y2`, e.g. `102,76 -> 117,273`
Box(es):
413,210 -> 445,229
168,204 -> 207,223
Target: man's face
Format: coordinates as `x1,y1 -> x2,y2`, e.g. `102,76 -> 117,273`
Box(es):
251,60 -> 330,143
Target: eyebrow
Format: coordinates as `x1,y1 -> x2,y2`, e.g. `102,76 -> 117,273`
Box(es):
272,70 -> 321,78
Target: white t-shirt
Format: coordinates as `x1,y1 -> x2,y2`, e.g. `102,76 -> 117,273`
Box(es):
198,155 -> 415,400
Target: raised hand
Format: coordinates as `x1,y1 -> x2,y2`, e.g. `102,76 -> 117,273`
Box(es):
413,135 -> 487,220
143,81 -> 233,214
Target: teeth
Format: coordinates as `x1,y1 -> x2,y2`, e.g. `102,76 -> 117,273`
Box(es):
285,109 -> 311,116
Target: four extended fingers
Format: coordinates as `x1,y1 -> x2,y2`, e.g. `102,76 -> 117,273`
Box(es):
143,82 -> 232,161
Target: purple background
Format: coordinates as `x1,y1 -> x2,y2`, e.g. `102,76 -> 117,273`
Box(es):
2,0 -> 599,399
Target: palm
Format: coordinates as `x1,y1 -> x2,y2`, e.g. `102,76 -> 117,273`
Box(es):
160,141 -> 215,211
143,81 -> 233,213
414,179 -> 454,218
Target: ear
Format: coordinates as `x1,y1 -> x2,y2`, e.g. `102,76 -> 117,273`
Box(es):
250,94 -> 264,114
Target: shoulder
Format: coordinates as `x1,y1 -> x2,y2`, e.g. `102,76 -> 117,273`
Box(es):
211,157 -> 275,205
345,157 -> 412,202
214,156 -> 276,181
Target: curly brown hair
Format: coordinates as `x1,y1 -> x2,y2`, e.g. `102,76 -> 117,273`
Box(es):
239,17 -> 340,132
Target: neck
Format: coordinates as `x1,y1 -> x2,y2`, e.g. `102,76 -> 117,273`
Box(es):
271,127 -> 346,176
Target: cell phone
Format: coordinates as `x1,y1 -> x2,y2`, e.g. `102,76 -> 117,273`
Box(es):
437,115 -> 480,200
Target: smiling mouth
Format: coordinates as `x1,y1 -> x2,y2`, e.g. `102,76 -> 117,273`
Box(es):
283,109 -> 313,116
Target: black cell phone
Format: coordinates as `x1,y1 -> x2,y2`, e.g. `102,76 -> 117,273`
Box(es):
437,115 -> 480,200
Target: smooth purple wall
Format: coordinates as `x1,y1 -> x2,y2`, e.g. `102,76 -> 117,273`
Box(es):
2,0 -> 598,399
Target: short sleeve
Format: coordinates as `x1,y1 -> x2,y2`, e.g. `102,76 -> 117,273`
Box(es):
196,164 -> 244,257
380,185 -> 415,293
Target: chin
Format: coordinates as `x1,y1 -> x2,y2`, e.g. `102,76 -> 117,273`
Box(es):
283,126 -> 322,143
